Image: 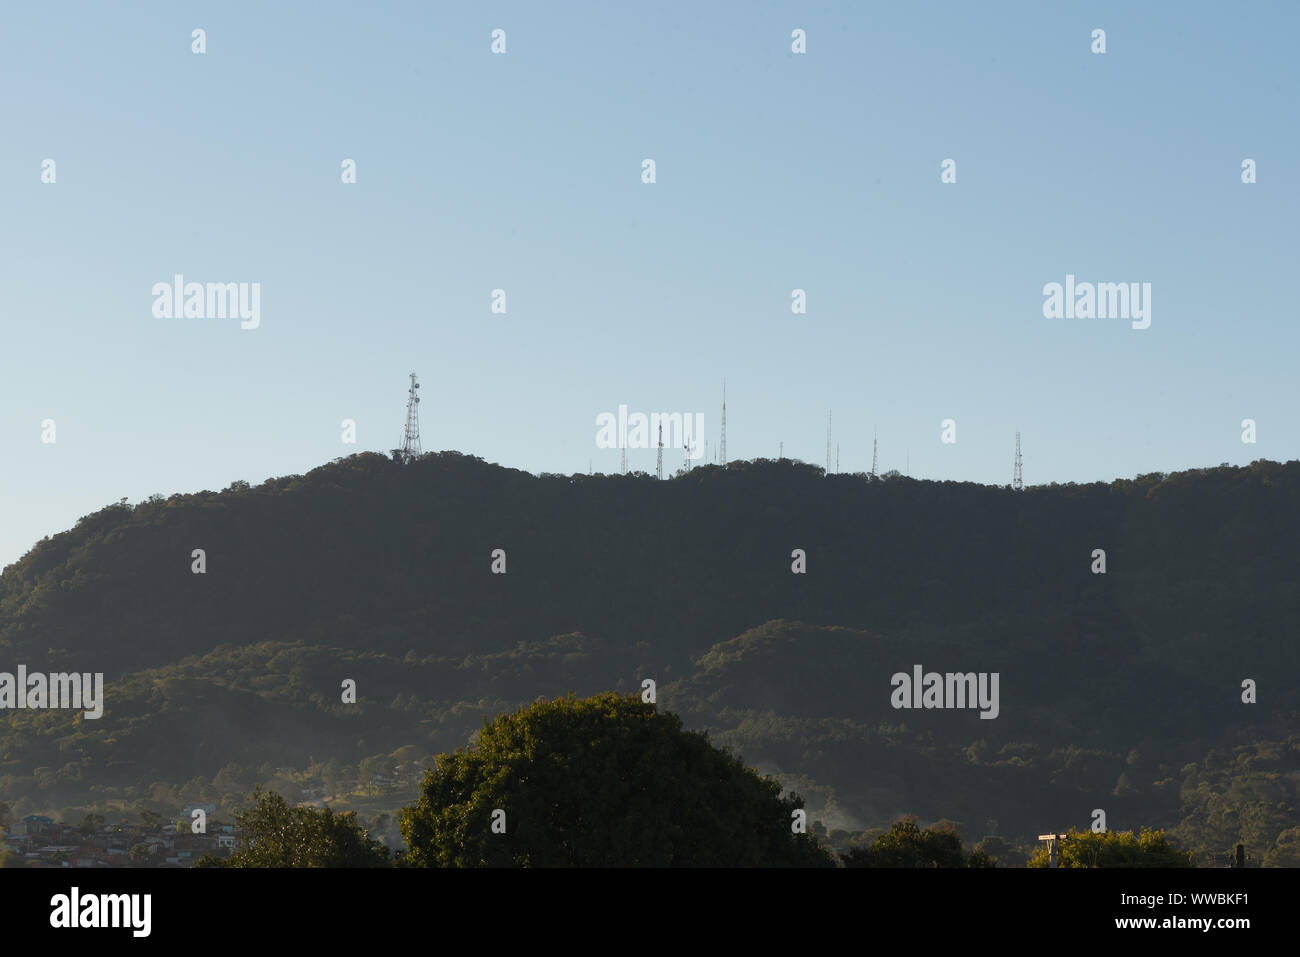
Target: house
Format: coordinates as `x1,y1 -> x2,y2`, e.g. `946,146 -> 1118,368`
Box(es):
22,815 -> 55,836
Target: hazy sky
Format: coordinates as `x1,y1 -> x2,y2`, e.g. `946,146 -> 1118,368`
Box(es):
2,1 -> 1297,569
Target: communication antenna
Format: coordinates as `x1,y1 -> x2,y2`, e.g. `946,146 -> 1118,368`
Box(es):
826,411 -> 832,474
400,373 -> 421,461
720,379 -> 727,467
656,423 -> 664,480
871,427 -> 878,478
1013,432 -> 1024,491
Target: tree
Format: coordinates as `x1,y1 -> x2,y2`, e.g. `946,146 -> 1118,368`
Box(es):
841,816 -> 971,868
202,787 -> 390,868
973,834 -> 1015,866
1026,827 -> 1194,868
400,692 -> 834,867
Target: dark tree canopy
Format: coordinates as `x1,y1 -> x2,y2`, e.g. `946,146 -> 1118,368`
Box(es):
399,692 -> 834,867
1025,827 -> 1194,868
199,787 -> 389,868
841,816 -> 973,868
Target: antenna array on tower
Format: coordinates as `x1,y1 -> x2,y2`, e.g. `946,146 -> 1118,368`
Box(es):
1013,432 -> 1024,491
656,423 -> 664,480
399,373 -> 422,461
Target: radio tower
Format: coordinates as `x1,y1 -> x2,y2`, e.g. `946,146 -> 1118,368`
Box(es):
656,423 -> 664,480
621,437 -> 627,475
871,427 -> 878,478
825,411 -> 832,474
400,372 -> 421,461
719,380 -> 727,468
836,443 -> 840,474
1013,432 -> 1024,491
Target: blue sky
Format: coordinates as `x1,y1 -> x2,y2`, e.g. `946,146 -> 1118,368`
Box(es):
2,1 -> 1297,569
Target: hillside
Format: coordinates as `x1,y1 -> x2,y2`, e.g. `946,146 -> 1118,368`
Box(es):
1,453 -> 1298,863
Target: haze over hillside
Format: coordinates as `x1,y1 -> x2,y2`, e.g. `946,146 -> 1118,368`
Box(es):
1,452 -> 1297,863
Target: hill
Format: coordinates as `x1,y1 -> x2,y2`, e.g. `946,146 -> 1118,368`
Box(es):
1,452 -> 1297,863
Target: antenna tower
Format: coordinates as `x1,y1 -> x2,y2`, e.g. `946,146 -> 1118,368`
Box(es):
1013,432 -> 1023,491
871,427 -> 878,478
826,411 -> 832,474
400,372 -> 421,461
656,423 -> 664,480
720,380 -> 727,467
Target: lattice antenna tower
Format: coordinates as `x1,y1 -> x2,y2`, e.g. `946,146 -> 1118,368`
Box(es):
871,427 -> 878,478
1013,432 -> 1024,491
836,443 -> 840,474
720,379 -> 727,468
656,423 -> 664,480
400,372 -> 422,461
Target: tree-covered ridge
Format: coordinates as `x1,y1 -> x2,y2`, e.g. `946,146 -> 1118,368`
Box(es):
0,454 -> 1297,864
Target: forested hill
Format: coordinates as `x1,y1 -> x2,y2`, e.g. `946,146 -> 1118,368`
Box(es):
1,453 -> 1298,862
3,452 -> 1298,689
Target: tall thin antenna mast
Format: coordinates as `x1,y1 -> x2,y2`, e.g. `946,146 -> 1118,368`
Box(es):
779,441 -> 783,459
720,379 -> 727,468
836,443 -> 840,474
1013,432 -> 1023,491
826,411 -> 832,474
656,423 -> 664,480
871,427 -> 878,478
400,372 -> 422,461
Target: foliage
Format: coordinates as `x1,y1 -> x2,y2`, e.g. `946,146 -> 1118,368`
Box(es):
1025,827 -> 1194,868
202,787 -> 390,868
399,692 -> 834,867
841,817 -> 973,867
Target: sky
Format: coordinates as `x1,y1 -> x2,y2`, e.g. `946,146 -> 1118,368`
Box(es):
1,1 -> 1297,569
